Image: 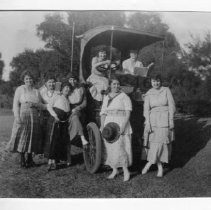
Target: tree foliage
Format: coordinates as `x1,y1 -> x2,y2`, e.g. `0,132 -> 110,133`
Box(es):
0,53 -> 4,81
9,49 -> 66,88
8,11 -> 211,115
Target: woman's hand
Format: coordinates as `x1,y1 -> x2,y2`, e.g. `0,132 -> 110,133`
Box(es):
105,60 -> 111,65
100,126 -> 104,133
120,124 -> 126,135
30,102 -> 38,108
54,115 -> 60,122
72,108 -> 78,114
145,122 -> 152,133
169,121 -> 174,130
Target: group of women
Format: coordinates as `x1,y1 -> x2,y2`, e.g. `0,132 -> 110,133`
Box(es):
6,49 -> 176,182
7,71 -> 88,171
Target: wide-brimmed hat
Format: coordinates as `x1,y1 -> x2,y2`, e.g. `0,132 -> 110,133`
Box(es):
102,122 -> 120,143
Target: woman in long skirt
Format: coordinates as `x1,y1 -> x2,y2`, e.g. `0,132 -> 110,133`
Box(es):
142,74 -> 176,177
45,82 -> 71,171
39,74 -> 58,152
7,70 -> 43,168
100,77 -> 132,182
67,73 -> 88,166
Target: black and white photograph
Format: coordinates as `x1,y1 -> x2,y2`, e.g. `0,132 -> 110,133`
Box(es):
0,0 -> 210,207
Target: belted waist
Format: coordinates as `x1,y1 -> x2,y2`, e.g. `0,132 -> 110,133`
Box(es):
106,110 -> 127,116
21,102 -> 37,109
150,106 -> 169,113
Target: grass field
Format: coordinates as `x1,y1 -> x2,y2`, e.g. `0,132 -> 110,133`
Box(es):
0,109 -> 210,198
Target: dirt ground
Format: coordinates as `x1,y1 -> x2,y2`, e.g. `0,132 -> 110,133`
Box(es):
0,109 -> 210,198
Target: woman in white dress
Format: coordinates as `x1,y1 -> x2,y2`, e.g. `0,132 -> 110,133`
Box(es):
142,74 -> 176,177
7,71 -> 43,167
100,77 -> 132,182
87,49 -> 110,102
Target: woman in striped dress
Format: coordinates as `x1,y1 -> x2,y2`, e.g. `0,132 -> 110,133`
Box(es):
7,71 -> 43,168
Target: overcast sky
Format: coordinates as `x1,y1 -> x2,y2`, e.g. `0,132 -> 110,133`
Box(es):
1,11 -> 211,80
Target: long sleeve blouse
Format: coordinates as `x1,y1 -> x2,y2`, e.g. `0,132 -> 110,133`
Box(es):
68,86 -> 87,112
12,85 -> 42,118
144,87 -> 176,127
47,94 -> 70,117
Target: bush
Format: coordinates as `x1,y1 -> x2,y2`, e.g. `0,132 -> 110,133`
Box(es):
0,95 -> 13,109
177,100 -> 211,116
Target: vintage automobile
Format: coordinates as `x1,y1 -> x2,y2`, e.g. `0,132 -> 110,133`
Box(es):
75,25 -> 164,173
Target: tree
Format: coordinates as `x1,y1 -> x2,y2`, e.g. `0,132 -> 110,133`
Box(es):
9,49 -> 65,88
0,53 -> 5,81
37,12 -> 126,76
183,32 -> 211,101
184,32 -> 211,80
127,12 -> 181,70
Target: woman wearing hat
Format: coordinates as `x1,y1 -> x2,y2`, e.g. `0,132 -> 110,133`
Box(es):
100,77 -> 132,182
7,70 -> 43,167
142,74 -> 176,177
67,73 -> 88,166
45,82 -> 71,171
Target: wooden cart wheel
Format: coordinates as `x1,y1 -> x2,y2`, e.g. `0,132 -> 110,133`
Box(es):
83,122 -> 102,174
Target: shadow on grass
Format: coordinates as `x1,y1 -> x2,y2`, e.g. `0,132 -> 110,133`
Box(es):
130,113 -> 211,175
170,115 -> 211,169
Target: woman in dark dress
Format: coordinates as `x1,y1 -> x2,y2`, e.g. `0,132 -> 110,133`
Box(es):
67,73 -> 88,166
45,82 -> 71,171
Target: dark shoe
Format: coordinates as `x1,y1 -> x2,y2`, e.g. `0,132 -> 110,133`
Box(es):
26,159 -> 37,168
47,164 -> 52,172
20,153 -> 26,168
47,163 -> 57,172
20,159 -> 26,168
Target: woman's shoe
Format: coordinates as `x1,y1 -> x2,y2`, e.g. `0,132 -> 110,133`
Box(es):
20,153 -> 26,168
47,164 -> 52,172
141,163 -> 151,175
141,167 -> 149,175
47,163 -> 57,171
66,162 -> 71,167
157,163 -> 163,177
123,171 -> 130,182
107,169 -> 119,179
157,169 -> 163,177
20,159 -> 26,168
51,163 -> 57,170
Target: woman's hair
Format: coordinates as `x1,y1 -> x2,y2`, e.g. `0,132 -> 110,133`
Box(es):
61,81 -> 72,91
108,76 -> 121,86
44,74 -> 56,82
97,49 -> 107,56
102,76 -> 121,95
20,70 -> 34,82
150,73 -> 162,83
67,72 -> 80,91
